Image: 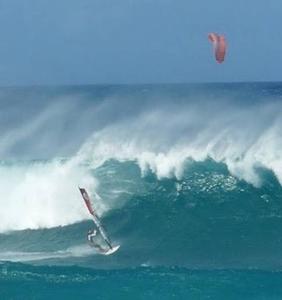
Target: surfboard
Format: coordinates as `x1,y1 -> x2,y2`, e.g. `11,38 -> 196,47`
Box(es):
102,245 -> 120,256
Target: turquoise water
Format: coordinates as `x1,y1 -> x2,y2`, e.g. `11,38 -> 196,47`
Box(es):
0,83 -> 282,298
2,263 -> 282,300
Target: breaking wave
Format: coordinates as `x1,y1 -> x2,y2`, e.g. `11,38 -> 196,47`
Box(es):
0,159 -> 100,232
76,85 -> 282,187
0,83 -> 282,270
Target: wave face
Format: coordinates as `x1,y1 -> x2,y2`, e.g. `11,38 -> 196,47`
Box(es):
1,83 -> 282,297
1,159 -> 282,270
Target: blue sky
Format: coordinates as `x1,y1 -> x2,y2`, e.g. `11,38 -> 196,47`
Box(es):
0,0 -> 280,85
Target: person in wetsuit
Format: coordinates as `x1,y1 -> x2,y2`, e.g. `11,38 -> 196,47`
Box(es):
87,229 -> 105,252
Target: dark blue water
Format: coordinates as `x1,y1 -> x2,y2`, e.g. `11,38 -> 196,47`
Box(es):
1,83 -> 282,298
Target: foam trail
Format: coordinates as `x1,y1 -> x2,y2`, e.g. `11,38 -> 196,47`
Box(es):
0,245 -> 96,262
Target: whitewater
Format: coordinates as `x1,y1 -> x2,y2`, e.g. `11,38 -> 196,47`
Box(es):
1,83 -> 282,299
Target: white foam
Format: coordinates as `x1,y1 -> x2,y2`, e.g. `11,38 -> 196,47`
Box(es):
76,98 -> 282,187
0,159 -> 106,233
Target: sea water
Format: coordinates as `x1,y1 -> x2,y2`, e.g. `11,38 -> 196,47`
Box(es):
0,83 -> 282,299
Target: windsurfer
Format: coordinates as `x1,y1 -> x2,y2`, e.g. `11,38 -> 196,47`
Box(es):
79,187 -> 120,255
87,229 -> 97,242
87,229 -> 106,252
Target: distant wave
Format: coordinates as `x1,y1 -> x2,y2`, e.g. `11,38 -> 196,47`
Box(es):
75,85 -> 282,187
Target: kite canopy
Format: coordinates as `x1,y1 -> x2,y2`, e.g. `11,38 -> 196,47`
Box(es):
208,33 -> 227,63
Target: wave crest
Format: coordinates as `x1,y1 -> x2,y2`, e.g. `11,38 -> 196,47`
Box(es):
76,96 -> 282,186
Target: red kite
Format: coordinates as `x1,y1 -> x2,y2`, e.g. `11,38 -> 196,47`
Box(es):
208,33 -> 227,63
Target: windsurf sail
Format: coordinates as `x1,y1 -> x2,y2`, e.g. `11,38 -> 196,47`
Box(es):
78,187 -> 113,249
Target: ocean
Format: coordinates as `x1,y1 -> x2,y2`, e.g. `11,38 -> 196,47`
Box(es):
1,83 -> 282,299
